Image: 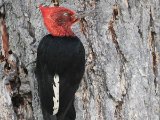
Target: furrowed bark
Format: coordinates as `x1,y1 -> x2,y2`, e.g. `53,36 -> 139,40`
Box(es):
0,0 -> 159,120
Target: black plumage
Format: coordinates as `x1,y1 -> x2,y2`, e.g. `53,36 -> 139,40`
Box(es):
35,34 -> 85,120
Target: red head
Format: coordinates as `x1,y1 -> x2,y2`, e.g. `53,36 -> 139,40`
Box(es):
39,5 -> 78,36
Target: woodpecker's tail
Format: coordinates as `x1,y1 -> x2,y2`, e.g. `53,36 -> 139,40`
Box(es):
50,115 -> 57,120
43,112 -> 57,120
53,74 -> 59,115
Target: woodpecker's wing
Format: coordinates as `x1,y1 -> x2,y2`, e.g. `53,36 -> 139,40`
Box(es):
35,38 -> 56,119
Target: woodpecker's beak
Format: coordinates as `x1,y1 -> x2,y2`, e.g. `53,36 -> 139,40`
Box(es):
71,14 -> 79,24
74,9 -> 98,19
71,9 -> 98,24
71,9 -> 97,24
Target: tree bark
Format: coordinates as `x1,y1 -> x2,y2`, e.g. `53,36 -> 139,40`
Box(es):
0,0 -> 159,120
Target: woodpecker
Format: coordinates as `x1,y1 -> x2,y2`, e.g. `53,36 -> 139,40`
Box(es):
36,5 -> 85,120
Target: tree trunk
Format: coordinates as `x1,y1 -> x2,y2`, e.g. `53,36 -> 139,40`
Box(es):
0,0 -> 159,120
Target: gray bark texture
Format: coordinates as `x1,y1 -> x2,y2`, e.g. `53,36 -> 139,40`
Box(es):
0,0 -> 159,120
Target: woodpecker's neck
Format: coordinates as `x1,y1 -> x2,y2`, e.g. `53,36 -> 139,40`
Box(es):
50,26 -> 75,37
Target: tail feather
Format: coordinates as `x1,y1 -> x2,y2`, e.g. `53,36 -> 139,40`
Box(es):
50,115 -> 57,120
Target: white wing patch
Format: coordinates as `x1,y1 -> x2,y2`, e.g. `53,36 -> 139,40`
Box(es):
53,74 -> 59,115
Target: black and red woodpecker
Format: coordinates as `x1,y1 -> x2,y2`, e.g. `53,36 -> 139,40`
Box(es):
35,5 -> 85,120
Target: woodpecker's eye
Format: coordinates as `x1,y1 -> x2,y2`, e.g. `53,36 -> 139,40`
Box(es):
58,19 -> 63,22
63,12 -> 69,16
